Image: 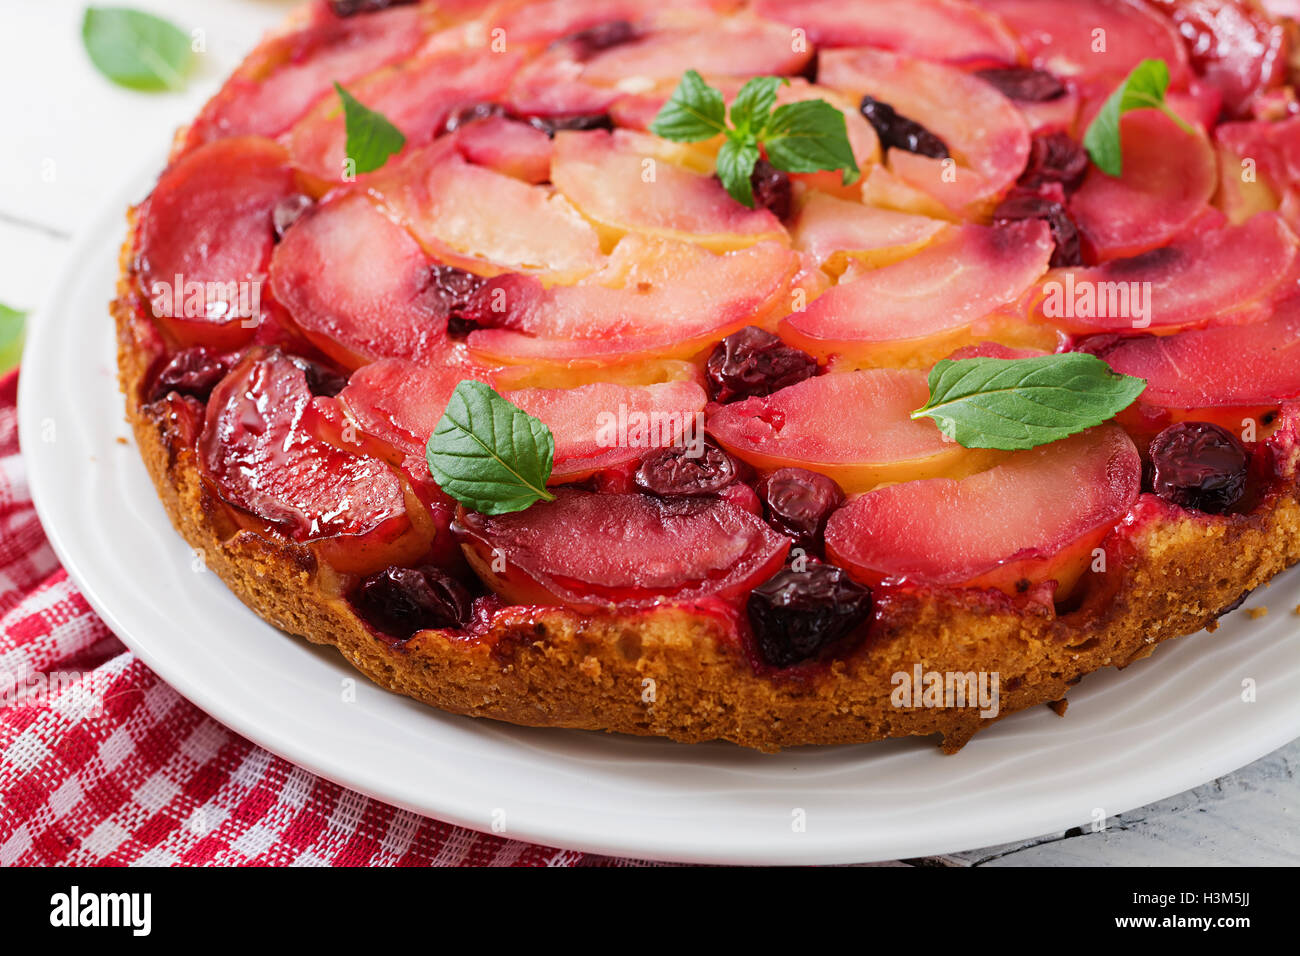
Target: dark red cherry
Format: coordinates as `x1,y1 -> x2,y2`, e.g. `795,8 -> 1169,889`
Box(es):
992,191 -> 1082,267
757,468 -> 845,552
635,443 -> 738,497
527,113 -> 615,138
1148,422 -> 1250,514
351,565 -> 473,639
750,159 -> 792,220
1019,132 -> 1090,193
426,264 -> 489,336
329,0 -> 416,17
565,20 -> 639,59
859,95 -> 949,159
705,326 -> 817,403
149,347 -> 236,403
747,561 -> 873,668
975,67 -> 1066,102
272,194 -> 314,241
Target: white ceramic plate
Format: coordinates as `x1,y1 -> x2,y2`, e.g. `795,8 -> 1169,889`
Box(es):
19,165 -> 1300,865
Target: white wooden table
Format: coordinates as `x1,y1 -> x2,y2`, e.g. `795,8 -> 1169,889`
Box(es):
3,0 -> 1296,866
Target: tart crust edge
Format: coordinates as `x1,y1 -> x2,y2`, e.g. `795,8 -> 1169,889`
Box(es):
112,213 -> 1300,754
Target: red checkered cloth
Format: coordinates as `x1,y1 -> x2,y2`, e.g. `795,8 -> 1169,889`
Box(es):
0,371 -> 642,866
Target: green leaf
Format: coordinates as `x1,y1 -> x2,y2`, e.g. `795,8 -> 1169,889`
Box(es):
911,354 -> 1147,451
649,69 -> 727,142
82,7 -> 194,91
729,76 -> 784,138
0,305 -> 26,374
426,380 -> 556,515
334,82 -> 407,175
1082,58 -> 1197,176
761,99 -> 860,185
716,137 -> 760,208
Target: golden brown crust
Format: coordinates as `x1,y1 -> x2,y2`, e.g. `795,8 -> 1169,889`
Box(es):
113,209 -> 1300,754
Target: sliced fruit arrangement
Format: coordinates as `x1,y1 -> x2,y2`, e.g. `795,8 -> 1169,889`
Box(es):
126,0 -> 1300,682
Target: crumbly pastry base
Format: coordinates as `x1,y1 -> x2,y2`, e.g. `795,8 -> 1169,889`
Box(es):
114,209 -> 1300,754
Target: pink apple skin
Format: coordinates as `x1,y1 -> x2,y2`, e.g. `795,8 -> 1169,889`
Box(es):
825,426 -> 1141,596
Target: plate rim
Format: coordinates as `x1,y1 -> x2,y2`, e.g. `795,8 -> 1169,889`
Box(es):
17,160 -> 1300,866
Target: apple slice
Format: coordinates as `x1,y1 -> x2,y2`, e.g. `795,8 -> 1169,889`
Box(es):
285,48 -> 521,187
1068,111 -> 1217,261
551,129 -> 786,251
467,235 -> 798,365
368,145 -> 604,284
136,137 -> 300,351
1030,211 -> 1298,334
455,116 -> 554,183
1080,294 -> 1300,408
753,0 -> 1020,65
269,194 -> 453,369
1214,116 -> 1300,223
819,48 -> 1031,216
793,192 -> 947,274
199,350 -> 429,574
183,4 -> 429,149
825,426 -> 1141,594
972,0 -> 1190,85
508,380 -> 708,481
488,0 -> 724,45
455,489 -> 790,611
708,369 -> 1001,492
779,221 -> 1054,366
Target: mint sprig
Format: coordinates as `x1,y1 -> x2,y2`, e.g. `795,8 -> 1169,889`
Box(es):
426,381 -> 556,515
650,71 -> 860,208
1083,59 -> 1197,177
911,354 -> 1146,451
334,82 -> 406,175
82,7 -> 194,91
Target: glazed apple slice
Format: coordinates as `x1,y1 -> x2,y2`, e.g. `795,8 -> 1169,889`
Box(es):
467,235 -> 797,365
825,426 -> 1141,595
793,192 -> 947,274
368,145 -> 604,283
1080,295 -> 1300,408
819,48 -> 1031,216
779,221 -> 1054,366
972,0 -> 1190,85
1069,111 -> 1217,261
285,48 -> 521,187
456,489 -> 790,611
269,194 -> 454,369
1214,117 -> 1300,223
508,380 -> 708,481
199,350 -> 430,575
753,0 -> 1020,65
707,369 -> 1001,492
136,137 -> 300,351
1031,211 -> 1298,334
183,4 -> 429,149
455,116 -> 554,184
551,130 -> 786,251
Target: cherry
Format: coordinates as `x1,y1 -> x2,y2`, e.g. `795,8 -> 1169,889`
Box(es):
329,0 -> 415,17
426,264 -> 489,336
351,565 -> 473,639
442,102 -> 506,134
975,67 -> 1066,102
635,443 -> 737,497
859,95 -> 949,159
149,347 -> 235,403
1148,422 -> 1250,514
272,194 -> 314,241
757,468 -> 845,552
527,113 -> 615,138
992,191 -> 1082,268
1019,132 -> 1090,193
705,326 -> 817,403
747,561 -> 873,668
288,355 -> 348,398
750,159 -> 792,221
566,20 -> 639,59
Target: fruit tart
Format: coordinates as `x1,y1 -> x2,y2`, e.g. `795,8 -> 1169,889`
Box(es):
115,0 -> 1300,752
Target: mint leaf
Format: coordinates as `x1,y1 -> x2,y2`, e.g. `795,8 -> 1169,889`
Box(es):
716,138 -> 760,207
911,354 -> 1146,451
1083,59 -> 1197,176
729,76 -> 784,139
82,7 -> 194,91
334,82 -> 407,175
426,381 -> 556,515
649,69 -> 727,142
761,99 -> 860,185
0,304 -> 26,373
